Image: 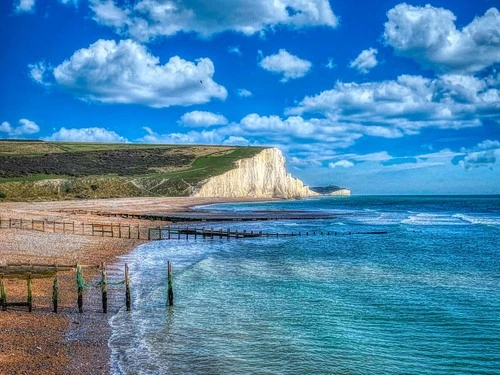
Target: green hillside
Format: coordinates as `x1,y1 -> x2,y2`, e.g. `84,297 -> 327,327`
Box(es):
0,141 -> 265,201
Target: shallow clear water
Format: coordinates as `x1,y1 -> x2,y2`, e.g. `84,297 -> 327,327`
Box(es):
109,196 -> 500,374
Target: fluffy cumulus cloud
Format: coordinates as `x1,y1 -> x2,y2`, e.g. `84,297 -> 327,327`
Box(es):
349,48 -> 378,74
454,139 -> 499,170
384,4 -> 500,73
89,0 -> 337,41
288,73 -> 500,133
236,88 -> 252,97
31,39 -> 227,108
14,0 -> 35,13
46,127 -> 128,142
328,160 -> 354,169
0,119 -> 40,137
179,111 -> 228,127
259,49 -> 312,82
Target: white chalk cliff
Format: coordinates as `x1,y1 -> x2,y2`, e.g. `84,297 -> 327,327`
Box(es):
193,148 -> 318,199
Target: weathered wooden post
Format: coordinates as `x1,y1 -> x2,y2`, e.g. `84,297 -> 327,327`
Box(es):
9,218 -> 12,228
20,218 -> 23,229
118,224 -> 122,238
52,274 -> 59,313
31,219 -> 34,230
158,227 -> 162,240
76,264 -> 84,313
219,228 -> 222,239
167,261 -> 174,306
210,227 -> 214,239
177,227 -> 180,240
0,275 -> 6,310
125,263 -> 131,312
42,220 -> 45,232
101,262 -> 107,314
194,227 -> 197,240
137,225 -> 140,239
63,222 -> 66,233
168,226 -> 171,239
148,228 -> 151,241
227,228 -> 230,238
186,227 -> 189,240
27,273 -> 32,312
202,227 -> 205,237
235,229 -> 239,238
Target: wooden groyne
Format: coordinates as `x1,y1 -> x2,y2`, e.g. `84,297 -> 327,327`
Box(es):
61,209 -> 337,223
147,226 -> 388,240
0,263 -> 134,313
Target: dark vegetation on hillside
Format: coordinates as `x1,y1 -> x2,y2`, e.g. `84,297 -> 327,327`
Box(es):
0,149 -> 195,178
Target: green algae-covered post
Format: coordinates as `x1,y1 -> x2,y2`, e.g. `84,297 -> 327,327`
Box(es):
52,275 -> 59,313
1,274 -> 6,310
27,273 -> 33,312
76,264 -> 84,313
101,262 -> 108,314
125,263 -> 131,311
167,261 -> 174,306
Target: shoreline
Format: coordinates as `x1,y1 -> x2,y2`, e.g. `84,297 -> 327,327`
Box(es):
0,197 -> 269,374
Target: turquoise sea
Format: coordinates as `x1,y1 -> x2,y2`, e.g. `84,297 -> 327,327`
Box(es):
109,196 -> 500,374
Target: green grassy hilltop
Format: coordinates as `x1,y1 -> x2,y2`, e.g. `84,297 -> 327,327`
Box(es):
0,141 -> 265,201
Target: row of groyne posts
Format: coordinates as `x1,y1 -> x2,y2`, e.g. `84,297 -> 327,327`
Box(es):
147,226 -> 388,240
0,262 -> 174,313
0,217 -> 142,239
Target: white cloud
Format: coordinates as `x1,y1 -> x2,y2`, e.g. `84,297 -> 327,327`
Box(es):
28,61 -> 51,86
259,49 -> 312,82
228,46 -> 242,56
236,88 -> 253,97
32,39 -> 227,108
15,0 -> 35,13
222,136 -> 250,146
325,58 -> 336,69
90,0 -> 338,41
138,126 -> 222,145
0,119 -> 40,136
384,4 -> 500,73
46,127 -> 128,142
456,139 -> 499,170
59,0 -> 79,6
179,111 -> 228,127
349,48 -> 378,74
328,160 -> 354,169
288,74 -> 499,133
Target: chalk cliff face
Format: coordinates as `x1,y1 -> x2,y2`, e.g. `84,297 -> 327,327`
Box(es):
329,189 -> 351,196
193,148 -> 318,199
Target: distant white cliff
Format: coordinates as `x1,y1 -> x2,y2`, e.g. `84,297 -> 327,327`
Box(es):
193,147 -> 318,199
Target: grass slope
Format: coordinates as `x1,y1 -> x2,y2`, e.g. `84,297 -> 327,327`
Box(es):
0,141 -> 266,201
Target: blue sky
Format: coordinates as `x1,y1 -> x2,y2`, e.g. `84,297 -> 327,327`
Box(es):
1,0 -> 499,194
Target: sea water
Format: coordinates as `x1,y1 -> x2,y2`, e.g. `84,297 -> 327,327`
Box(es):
109,196 -> 500,374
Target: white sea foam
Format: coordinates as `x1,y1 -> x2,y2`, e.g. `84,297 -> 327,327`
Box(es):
453,213 -> 500,226
401,213 -> 466,226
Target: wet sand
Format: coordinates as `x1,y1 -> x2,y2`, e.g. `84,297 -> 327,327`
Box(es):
0,197 -> 262,374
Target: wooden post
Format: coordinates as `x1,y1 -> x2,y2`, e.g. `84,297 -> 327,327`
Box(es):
227,228 -> 230,239
168,226 -> 171,240
194,227 -> 197,240
101,262 -> 107,314
31,219 -> 34,230
210,227 -> 214,239
111,225 -> 114,238
177,227 -> 180,240
167,261 -> 174,306
52,275 -> 59,313
219,229 -> 222,239
235,229 -> 239,238
27,273 -> 32,312
42,220 -> 45,232
92,223 -> 95,236
76,265 -> 84,313
137,225 -> 140,239
186,227 -> 189,240
9,218 -> 11,228
202,227 -> 205,237
0,275 -> 6,311
63,222 -> 66,233
119,224 -> 122,238
21,218 -> 23,229
158,227 -> 162,240
125,263 -> 131,312
72,222 -> 75,234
